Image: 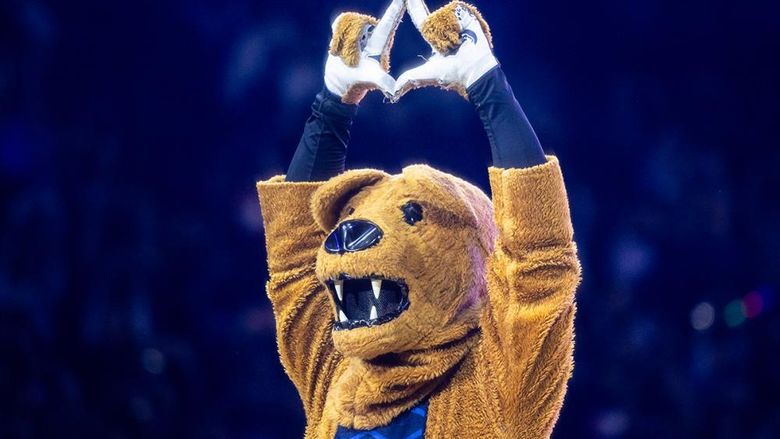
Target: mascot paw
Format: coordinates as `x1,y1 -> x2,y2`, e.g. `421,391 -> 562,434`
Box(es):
324,0 -> 404,103
393,0 -> 497,101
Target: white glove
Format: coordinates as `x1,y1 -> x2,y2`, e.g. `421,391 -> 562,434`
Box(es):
324,0 -> 405,104
392,0 -> 497,101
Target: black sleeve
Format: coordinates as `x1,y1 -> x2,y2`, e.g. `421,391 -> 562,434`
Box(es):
285,87 -> 359,182
467,66 -> 547,169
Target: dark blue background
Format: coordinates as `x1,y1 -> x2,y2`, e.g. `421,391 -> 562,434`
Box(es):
2,0 -> 779,437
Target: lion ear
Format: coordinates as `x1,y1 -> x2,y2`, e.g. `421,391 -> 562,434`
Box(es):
311,169 -> 390,232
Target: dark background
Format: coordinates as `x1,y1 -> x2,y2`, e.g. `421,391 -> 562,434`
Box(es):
2,0 -> 779,437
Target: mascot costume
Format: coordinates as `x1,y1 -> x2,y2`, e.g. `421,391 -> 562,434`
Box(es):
257,0 -> 581,437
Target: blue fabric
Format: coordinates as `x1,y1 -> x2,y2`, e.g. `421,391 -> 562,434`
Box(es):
467,66 -> 547,168
286,87 -> 358,182
287,67 -> 546,183
334,400 -> 428,439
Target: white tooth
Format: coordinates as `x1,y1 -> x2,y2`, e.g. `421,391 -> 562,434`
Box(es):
334,280 -> 343,301
339,310 -> 348,323
371,279 -> 382,300
370,305 -> 378,320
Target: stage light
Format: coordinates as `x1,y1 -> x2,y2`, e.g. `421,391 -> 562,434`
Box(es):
142,348 -> 166,375
595,409 -> 629,436
724,299 -> 746,328
690,302 -> 715,331
742,291 -> 764,319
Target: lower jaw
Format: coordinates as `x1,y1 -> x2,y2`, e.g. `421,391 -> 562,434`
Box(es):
333,299 -> 410,331
326,276 -> 410,331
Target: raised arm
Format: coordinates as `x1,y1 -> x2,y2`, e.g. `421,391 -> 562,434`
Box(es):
287,0 -> 404,181
257,0 -> 403,421
483,158 -> 580,438
285,88 -> 358,182
398,2 -> 580,435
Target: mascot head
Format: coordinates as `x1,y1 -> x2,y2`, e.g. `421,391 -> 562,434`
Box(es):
312,165 -> 496,359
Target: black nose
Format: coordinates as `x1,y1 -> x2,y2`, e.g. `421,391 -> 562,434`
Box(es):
324,220 -> 383,254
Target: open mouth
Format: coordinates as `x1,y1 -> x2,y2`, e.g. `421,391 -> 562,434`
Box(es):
325,276 -> 409,330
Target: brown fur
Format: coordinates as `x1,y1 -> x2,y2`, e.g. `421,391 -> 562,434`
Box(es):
329,13 -> 378,68
421,1 -> 494,55
257,157 -> 580,437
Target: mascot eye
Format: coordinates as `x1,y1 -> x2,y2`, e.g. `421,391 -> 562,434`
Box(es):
401,201 -> 423,225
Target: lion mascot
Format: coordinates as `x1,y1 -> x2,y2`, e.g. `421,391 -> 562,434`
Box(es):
256,1 -> 581,437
